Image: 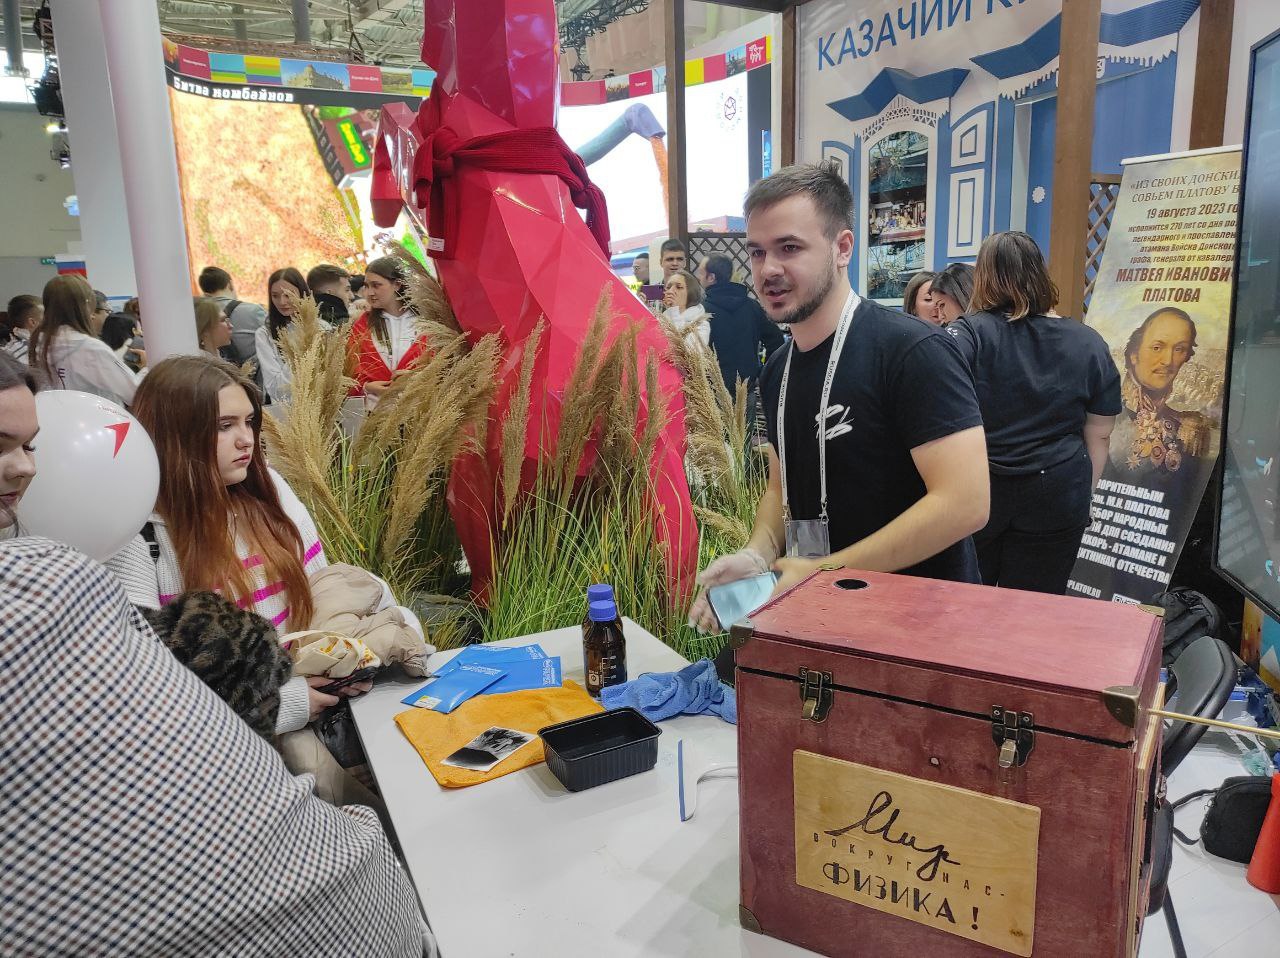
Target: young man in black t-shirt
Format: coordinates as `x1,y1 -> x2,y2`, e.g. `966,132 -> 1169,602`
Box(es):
689,163 -> 991,631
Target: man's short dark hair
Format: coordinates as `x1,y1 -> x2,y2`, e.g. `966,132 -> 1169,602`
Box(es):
633,252 -> 649,261
660,239 -> 687,256
703,253 -> 733,285
198,266 -> 232,295
6,294 -> 40,327
306,263 -> 349,290
743,161 -> 853,240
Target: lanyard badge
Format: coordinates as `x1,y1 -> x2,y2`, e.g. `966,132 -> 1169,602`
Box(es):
777,292 -> 857,560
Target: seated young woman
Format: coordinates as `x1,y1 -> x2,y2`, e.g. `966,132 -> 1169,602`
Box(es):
347,257 -> 430,404
0,350 -> 434,957
0,351 -> 38,535
107,353 -> 380,732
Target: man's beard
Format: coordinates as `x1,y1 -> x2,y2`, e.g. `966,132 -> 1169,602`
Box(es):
767,254 -> 837,326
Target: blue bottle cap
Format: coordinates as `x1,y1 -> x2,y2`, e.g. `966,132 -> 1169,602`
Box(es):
587,584 -> 614,603
588,599 -> 618,623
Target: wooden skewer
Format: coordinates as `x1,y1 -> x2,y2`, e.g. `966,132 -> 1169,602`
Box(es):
1150,708 -> 1280,743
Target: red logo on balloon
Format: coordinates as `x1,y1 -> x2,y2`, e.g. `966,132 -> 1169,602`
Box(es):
106,421 -> 129,458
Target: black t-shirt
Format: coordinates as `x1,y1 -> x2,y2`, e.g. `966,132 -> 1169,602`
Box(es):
759,298 -> 984,583
947,310 -> 1122,475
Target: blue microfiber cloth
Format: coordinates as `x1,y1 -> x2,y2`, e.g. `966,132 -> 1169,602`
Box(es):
600,658 -> 737,724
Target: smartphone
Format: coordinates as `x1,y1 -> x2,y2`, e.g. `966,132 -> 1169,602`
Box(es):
317,665 -> 380,695
708,572 -> 779,631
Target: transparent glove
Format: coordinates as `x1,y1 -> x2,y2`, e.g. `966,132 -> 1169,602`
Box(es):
687,547 -> 771,633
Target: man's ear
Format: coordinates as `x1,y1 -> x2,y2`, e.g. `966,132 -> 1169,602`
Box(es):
835,228 -> 855,270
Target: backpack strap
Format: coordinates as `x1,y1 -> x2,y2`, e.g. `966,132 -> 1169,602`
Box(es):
140,521 -> 160,564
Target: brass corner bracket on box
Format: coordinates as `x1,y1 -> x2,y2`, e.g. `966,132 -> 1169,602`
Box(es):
1103,683 -> 1280,741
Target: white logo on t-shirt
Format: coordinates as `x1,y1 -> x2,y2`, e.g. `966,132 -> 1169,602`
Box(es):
816,403 -> 853,441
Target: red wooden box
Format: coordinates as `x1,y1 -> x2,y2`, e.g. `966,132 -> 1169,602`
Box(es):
733,569 -> 1163,958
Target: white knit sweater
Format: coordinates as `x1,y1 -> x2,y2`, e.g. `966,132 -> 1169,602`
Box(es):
107,469 -> 327,734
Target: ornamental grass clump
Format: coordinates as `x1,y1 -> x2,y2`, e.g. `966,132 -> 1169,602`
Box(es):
482,290 -> 683,645
265,251 -> 765,660
657,314 -> 769,576
262,272 -> 500,608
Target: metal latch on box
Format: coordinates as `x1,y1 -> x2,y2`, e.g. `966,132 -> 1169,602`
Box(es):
991,707 -> 1035,768
799,668 -> 833,723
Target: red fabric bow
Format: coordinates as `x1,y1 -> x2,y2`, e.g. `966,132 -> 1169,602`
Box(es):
411,125 -> 611,260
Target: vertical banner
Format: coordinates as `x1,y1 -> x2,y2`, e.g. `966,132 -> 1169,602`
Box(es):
1067,148 -> 1240,604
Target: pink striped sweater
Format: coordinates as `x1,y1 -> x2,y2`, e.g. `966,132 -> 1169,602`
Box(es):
107,469 -> 326,733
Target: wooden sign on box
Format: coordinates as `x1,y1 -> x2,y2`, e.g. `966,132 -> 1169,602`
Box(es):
793,752 -> 1040,956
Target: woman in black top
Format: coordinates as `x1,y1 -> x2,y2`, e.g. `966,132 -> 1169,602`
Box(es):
927,262 -> 975,326
948,232 -> 1120,594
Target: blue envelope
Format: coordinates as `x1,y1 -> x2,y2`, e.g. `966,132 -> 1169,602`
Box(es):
402,663 -> 506,714
484,656 -> 563,695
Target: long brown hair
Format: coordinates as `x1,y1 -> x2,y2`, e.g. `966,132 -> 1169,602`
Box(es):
30,274 -> 94,379
363,256 -> 410,350
969,231 -> 1058,321
902,270 -> 935,318
133,354 -> 314,627
266,267 -> 309,341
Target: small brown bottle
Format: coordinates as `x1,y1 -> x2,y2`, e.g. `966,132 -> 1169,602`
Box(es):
583,584 -> 615,641
584,599 -> 627,698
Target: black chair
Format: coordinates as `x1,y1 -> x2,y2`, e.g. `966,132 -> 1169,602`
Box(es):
1146,634 -> 1236,958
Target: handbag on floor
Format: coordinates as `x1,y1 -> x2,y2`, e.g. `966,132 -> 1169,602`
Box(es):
1171,775 -> 1273,863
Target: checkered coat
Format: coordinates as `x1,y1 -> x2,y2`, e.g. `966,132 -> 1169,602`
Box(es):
0,537 -> 435,957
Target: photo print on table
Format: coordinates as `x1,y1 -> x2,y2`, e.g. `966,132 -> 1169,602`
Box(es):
441,727 -> 536,772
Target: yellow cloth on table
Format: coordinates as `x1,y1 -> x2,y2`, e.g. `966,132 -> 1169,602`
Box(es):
394,680 -> 603,788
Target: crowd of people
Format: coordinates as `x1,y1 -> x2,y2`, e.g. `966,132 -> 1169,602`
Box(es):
0,256 -> 445,954
2,160 -> 1130,954
0,255 -> 436,420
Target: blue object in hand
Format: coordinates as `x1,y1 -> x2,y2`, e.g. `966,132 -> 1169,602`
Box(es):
600,658 -> 737,724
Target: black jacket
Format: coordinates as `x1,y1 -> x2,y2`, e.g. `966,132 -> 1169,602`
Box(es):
703,281 -> 785,389
314,292 -> 349,326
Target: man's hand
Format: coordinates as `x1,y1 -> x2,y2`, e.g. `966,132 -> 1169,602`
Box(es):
687,547 -> 770,633
771,556 -> 820,596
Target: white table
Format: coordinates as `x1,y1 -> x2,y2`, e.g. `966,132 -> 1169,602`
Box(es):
351,625 -> 1278,958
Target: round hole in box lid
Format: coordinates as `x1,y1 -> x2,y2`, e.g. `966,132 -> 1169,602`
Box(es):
835,578 -> 869,591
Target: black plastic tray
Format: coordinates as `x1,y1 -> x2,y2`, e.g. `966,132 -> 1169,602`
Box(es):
538,707 -> 662,792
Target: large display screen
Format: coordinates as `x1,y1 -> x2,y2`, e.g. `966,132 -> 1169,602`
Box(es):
164,38 -> 771,300
557,72 -> 755,253
1215,29 -> 1280,621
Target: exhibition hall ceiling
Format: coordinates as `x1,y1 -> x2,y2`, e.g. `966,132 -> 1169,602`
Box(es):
0,2 -> 767,80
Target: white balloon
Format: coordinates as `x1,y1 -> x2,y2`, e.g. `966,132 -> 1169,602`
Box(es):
17,390 -> 159,561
